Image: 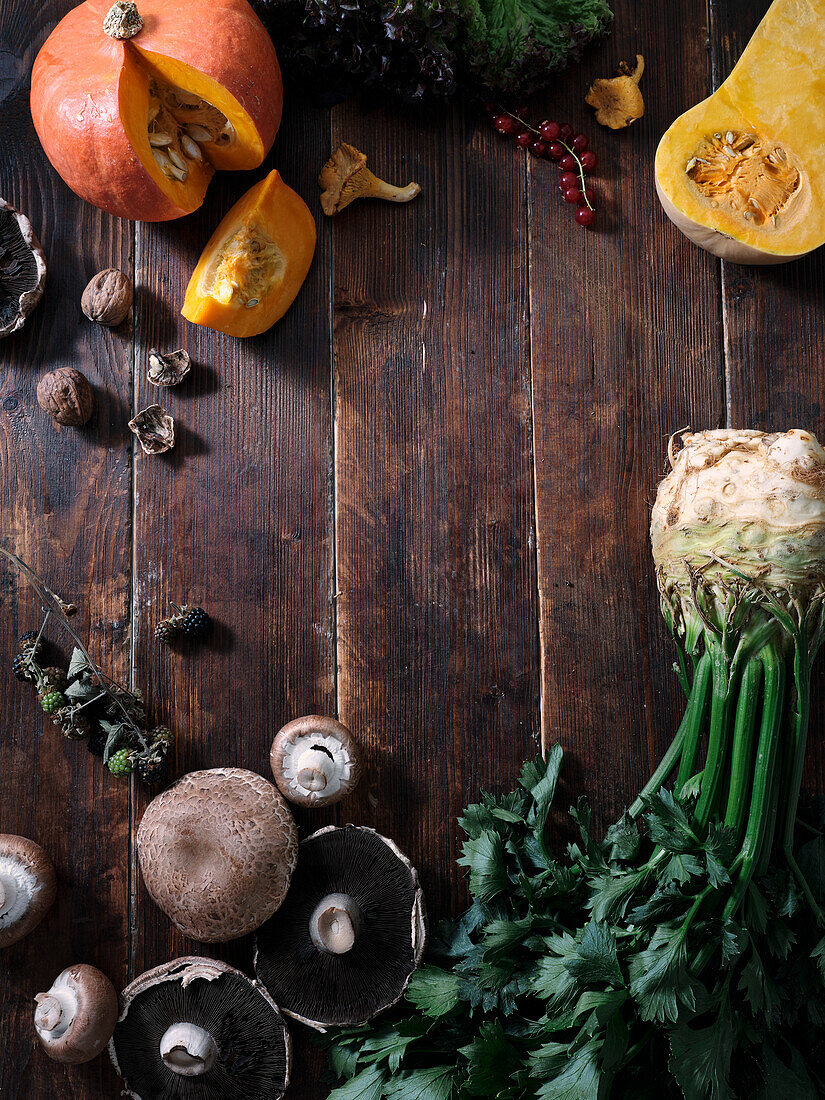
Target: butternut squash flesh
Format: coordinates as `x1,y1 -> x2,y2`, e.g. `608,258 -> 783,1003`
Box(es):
655,0 -> 825,264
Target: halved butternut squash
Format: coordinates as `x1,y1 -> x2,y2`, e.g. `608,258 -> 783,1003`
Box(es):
182,171 -> 316,337
655,0 -> 825,264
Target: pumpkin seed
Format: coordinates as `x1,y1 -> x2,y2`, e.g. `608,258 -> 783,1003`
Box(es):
246,298 -> 259,307
167,147 -> 187,171
180,134 -> 203,161
168,163 -> 188,182
153,149 -> 173,172
149,132 -> 174,147
184,123 -> 213,143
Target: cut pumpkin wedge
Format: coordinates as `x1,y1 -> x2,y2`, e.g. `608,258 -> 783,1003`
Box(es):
182,171 -> 317,338
655,0 -> 825,264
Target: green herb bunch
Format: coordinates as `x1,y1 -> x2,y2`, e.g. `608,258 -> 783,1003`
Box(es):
324,748 -> 825,1098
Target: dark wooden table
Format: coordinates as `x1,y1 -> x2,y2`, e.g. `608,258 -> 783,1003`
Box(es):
2,0 -> 824,1095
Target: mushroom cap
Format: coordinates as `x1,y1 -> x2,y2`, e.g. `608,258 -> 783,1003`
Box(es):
0,198 -> 46,337
34,963 -> 118,1064
109,956 -> 290,1100
270,715 -> 362,808
136,768 -> 298,942
0,834 -> 57,948
254,825 -> 426,1030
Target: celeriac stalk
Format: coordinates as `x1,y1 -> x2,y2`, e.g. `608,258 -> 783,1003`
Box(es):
648,429 -> 825,946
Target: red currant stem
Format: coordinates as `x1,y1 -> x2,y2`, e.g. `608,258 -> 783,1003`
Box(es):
0,546 -> 152,754
495,109 -> 595,212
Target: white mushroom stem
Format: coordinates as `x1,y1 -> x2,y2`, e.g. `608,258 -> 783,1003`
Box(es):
0,872 -> 16,917
0,878 -> 7,914
294,746 -> 335,793
309,893 -> 360,955
160,1022 -> 218,1076
34,988 -> 77,1039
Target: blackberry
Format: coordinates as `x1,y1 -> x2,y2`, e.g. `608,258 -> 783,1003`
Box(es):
12,652 -> 36,682
87,726 -> 107,757
136,754 -> 168,786
17,630 -> 43,661
108,748 -> 133,777
40,666 -> 67,691
41,690 -> 65,715
180,606 -> 211,640
56,711 -> 91,741
150,725 -> 174,749
154,619 -> 178,645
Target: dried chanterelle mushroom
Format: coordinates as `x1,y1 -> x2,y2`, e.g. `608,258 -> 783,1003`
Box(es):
0,834 -> 57,949
148,347 -> 190,387
319,143 -> 421,216
81,268 -> 133,326
128,403 -> 175,454
586,55 -> 645,130
37,366 -> 95,427
255,825 -> 426,1029
110,957 -> 290,1099
270,714 -> 361,808
34,964 -> 118,1063
0,198 -> 46,338
137,768 -> 298,942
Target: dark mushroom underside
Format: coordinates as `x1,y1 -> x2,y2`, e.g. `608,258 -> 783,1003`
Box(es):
112,970 -> 288,1099
0,205 -> 41,334
255,827 -> 419,1027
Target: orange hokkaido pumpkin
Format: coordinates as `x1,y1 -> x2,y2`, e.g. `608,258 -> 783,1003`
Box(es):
30,0 -> 281,222
182,170 -> 316,337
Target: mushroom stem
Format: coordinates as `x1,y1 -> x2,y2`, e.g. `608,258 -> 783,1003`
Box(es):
365,173 -> 421,204
294,746 -> 335,793
0,878 -> 7,914
160,1022 -> 219,1076
34,991 -> 74,1037
309,893 -> 360,955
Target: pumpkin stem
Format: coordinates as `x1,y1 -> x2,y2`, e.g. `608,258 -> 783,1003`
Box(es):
103,0 -> 143,39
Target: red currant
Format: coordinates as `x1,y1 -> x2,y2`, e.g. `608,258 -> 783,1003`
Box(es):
539,120 -> 560,141
529,140 -> 547,157
571,133 -> 588,152
580,150 -> 598,172
558,171 -> 577,191
560,154 -> 577,172
576,207 -> 596,226
559,123 -> 574,141
493,114 -> 516,134
563,187 -> 581,204
547,142 -> 564,160
515,130 -> 532,148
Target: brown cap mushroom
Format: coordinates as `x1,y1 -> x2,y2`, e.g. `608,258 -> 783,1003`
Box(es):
586,55 -> 645,130
0,834 -> 57,948
319,143 -> 421,216
110,956 -> 290,1099
34,963 -> 118,1063
0,198 -> 46,338
136,768 -> 298,942
270,715 -> 362,808
254,825 -> 426,1030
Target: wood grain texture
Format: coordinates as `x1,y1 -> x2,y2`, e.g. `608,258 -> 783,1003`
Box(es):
0,1 -> 131,1095
330,101 -> 541,920
710,0 -> 825,797
529,1 -> 725,827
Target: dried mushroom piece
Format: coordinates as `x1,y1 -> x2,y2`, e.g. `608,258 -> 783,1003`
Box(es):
128,404 -> 175,454
586,55 -> 645,130
254,825 -> 426,1030
0,199 -> 46,338
109,957 -> 290,1099
319,144 -> 421,215
148,348 -> 190,387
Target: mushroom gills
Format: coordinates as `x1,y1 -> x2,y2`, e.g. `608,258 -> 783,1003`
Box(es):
0,855 -> 41,926
0,200 -> 46,338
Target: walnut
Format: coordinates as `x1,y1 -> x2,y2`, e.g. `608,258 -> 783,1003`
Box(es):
81,269 -> 133,326
37,367 -> 95,427
128,404 -> 175,454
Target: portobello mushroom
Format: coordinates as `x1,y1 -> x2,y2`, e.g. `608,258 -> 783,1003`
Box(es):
0,199 -> 46,337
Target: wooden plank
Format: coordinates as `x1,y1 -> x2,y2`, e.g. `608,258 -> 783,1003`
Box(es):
711,0 -> 825,794
529,2 -> 725,828
331,102 -> 540,922
0,2 -> 131,1095
128,99 -> 334,1090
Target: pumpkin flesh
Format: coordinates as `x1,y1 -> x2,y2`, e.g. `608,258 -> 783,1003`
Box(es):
182,170 -> 316,337
655,0 -> 825,263
31,0 -> 281,222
